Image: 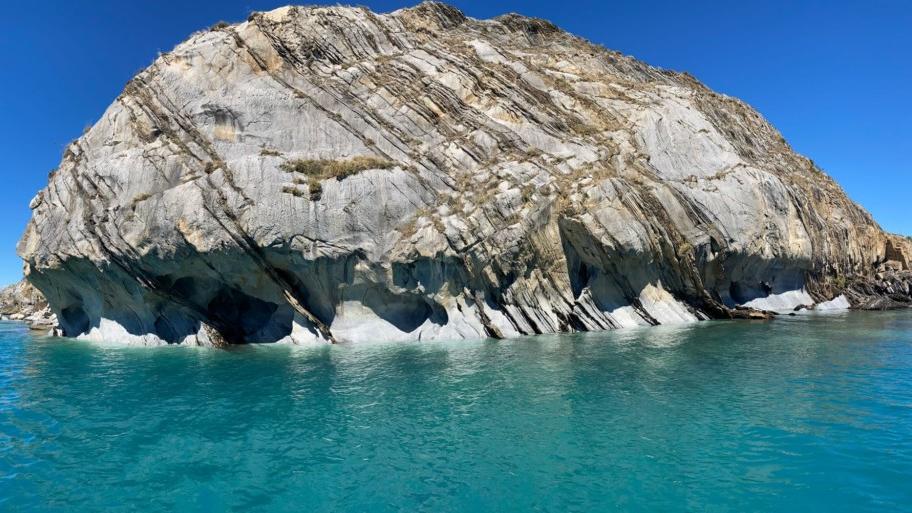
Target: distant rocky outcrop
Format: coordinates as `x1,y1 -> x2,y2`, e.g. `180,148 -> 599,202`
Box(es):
16,2 -> 912,345
0,279 -> 58,334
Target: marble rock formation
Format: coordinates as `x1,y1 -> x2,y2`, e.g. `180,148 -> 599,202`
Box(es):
17,3 -> 911,344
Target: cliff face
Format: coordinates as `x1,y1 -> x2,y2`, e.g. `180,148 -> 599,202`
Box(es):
17,3 -> 909,345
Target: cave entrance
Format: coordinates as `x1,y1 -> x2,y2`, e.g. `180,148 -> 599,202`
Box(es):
59,305 -> 90,337
206,287 -> 292,344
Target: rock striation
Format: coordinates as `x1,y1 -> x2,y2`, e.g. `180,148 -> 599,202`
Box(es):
16,2 -> 912,345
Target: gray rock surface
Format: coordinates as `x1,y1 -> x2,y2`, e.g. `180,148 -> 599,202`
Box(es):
16,2 -> 912,345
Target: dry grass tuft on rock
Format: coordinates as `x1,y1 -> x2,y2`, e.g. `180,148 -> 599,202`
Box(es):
280,156 -> 395,181
281,185 -> 306,198
279,156 -> 395,201
308,179 -> 323,200
131,192 -> 153,206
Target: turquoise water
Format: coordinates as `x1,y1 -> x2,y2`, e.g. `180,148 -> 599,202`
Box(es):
2,312 -> 912,512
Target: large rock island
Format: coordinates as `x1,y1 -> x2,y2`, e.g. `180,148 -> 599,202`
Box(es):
16,2 -> 912,345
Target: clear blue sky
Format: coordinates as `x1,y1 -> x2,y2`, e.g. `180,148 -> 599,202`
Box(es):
1,1 -> 909,285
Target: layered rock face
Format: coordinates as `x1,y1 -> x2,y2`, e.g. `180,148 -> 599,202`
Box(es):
17,2 -> 909,345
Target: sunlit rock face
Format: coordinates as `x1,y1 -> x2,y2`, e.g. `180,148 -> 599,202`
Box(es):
0,279 -> 57,334
17,2 -> 905,345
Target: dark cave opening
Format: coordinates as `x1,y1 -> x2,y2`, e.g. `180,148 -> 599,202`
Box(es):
59,305 -> 90,336
206,287 -> 290,344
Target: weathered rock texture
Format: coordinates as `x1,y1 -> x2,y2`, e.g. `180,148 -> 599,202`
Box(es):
0,279 -> 58,333
17,3 -> 912,345
841,235 -> 912,310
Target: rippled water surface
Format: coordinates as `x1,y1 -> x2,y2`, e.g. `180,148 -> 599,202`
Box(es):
2,311 -> 912,512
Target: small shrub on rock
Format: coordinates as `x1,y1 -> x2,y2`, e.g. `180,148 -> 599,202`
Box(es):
279,156 -> 394,180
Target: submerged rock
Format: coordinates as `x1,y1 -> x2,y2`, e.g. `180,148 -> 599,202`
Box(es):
16,2 -> 912,345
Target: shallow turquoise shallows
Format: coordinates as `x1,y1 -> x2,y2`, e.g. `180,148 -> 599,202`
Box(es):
2,312 -> 912,512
